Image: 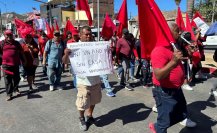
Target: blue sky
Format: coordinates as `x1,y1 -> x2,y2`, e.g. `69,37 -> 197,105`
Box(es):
0,0 -> 187,16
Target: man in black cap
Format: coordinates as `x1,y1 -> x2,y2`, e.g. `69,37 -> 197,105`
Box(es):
178,31 -> 195,91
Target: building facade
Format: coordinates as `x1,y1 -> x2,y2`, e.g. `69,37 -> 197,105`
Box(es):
40,0 -> 114,29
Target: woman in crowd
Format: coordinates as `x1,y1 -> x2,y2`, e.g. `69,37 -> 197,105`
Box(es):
21,34 -> 39,92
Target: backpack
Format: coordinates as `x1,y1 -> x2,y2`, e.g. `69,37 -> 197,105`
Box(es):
47,40 -> 66,56
213,49 -> 217,62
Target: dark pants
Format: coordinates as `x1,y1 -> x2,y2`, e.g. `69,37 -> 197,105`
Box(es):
152,86 -> 187,133
141,59 -> 151,86
120,57 -> 130,85
2,65 -> 20,96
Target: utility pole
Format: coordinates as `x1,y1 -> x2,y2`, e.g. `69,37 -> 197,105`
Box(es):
0,9 -> 2,35
211,0 -> 216,23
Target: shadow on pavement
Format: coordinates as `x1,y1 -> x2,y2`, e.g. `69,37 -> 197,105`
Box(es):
180,95 -> 217,133
95,103 -> 152,127
13,89 -> 43,100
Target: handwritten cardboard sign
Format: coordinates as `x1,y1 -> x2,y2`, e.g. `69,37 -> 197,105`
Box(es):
67,41 -> 114,76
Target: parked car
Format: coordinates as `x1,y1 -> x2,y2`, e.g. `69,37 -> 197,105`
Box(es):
203,35 -> 217,49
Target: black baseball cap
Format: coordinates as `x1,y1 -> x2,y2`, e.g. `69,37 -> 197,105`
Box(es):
181,31 -> 195,43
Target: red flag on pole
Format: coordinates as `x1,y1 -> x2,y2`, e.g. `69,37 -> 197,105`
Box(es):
137,0 -> 175,59
63,20 -> 77,39
191,11 -> 204,28
176,7 -> 186,31
45,21 -> 53,39
14,18 -> 34,38
76,0 -> 92,26
101,13 -> 116,40
186,13 -> 196,41
54,19 -> 60,31
116,0 -> 128,38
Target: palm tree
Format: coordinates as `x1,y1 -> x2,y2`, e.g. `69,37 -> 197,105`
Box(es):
175,0 -> 181,6
187,0 -> 195,19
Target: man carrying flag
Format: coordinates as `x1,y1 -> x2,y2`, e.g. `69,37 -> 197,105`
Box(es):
135,0 -> 196,132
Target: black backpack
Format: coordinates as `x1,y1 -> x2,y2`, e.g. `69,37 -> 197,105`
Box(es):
213,49 -> 217,62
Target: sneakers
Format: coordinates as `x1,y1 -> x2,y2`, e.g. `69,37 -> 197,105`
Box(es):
86,116 -> 95,125
149,123 -> 157,133
6,95 -> 12,101
125,85 -> 134,91
49,85 -> 54,91
20,76 -> 25,82
106,92 -> 115,97
210,90 -> 217,97
116,74 -> 121,79
181,84 -> 193,91
130,77 -> 139,82
79,117 -> 87,131
152,105 -> 158,113
179,118 -> 197,128
32,84 -> 38,89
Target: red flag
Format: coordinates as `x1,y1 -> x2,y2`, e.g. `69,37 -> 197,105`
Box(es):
63,20 -> 77,39
116,0 -> 128,38
76,0 -> 92,26
101,13 -> 116,40
54,19 -> 60,31
45,21 -> 53,39
176,7 -> 186,31
14,18 -> 34,38
186,13 -> 196,41
191,11 -> 204,28
137,0 -> 175,59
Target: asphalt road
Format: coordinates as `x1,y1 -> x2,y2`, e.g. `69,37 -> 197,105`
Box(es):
0,65 -> 217,133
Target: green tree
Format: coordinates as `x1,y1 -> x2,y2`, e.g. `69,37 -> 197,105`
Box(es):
194,0 -> 217,22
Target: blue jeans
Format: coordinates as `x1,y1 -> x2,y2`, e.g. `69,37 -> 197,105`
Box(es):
19,65 -> 26,78
152,86 -> 187,133
73,75 -> 77,88
47,66 -> 62,86
120,57 -> 130,84
100,75 -> 112,93
130,59 -> 135,78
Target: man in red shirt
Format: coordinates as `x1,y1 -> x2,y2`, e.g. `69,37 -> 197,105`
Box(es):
149,22 -> 196,133
0,30 -> 26,101
116,28 -> 138,91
